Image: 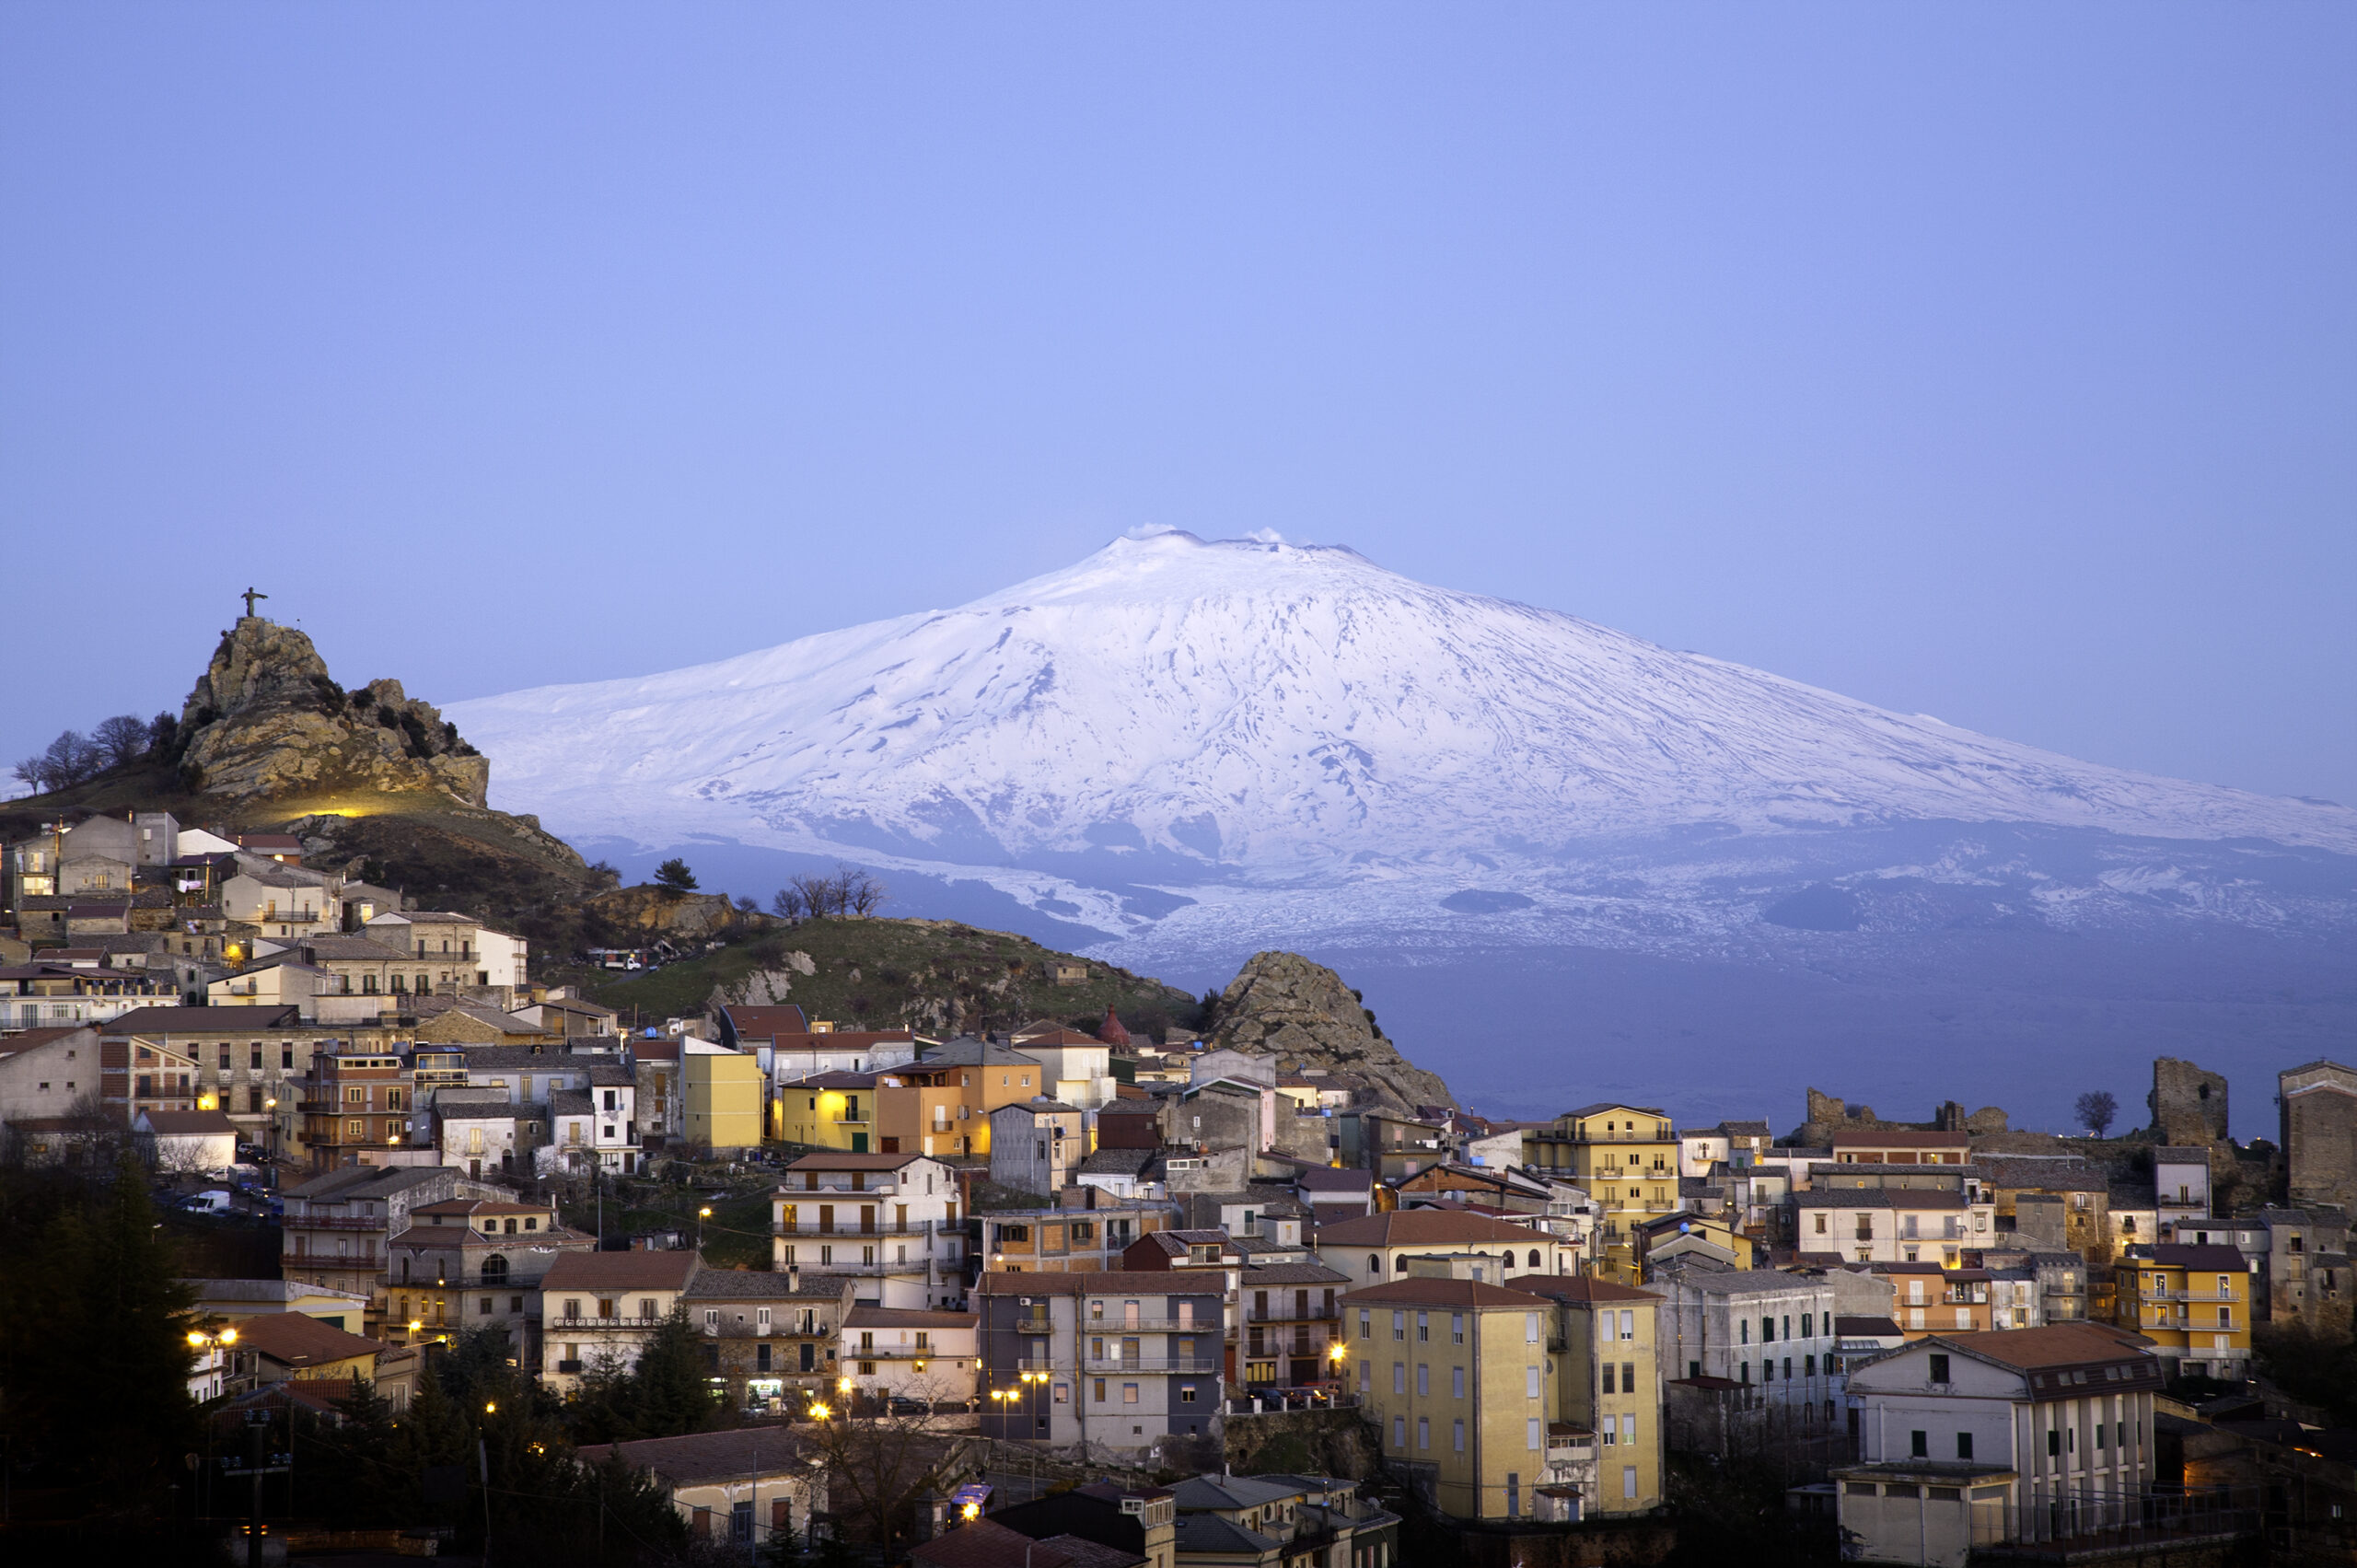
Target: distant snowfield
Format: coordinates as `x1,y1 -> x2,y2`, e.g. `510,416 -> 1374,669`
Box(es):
452,532 -> 2357,1130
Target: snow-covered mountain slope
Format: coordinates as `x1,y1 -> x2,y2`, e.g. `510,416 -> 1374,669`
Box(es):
453,530 -> 2357,888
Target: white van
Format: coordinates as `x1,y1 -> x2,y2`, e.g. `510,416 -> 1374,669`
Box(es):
180,1189 -> 236,1215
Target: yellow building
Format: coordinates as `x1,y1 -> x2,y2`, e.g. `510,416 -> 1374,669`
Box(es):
1513,1274 -> 1665,1516
684,1047 -> 764,1155
1341,1273 -> 1562,1523
1521,1103 -> 1677,1282
2116,1243 -> 2250,1380
775,1071 -> 879,1152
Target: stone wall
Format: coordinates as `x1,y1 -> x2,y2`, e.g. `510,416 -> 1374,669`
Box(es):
1221,1404 -> 1382,1480
2151,1058 -> 2230,1144
2282,1061 -> 2357,1214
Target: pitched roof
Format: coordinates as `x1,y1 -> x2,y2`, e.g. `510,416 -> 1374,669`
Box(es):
138,1109 -> 238,1135
411,1199 -> 551,1216
1930,1321 -> 2156,1371
719,1005 -> 811,1038
917,1037 -> 1047,1068
1794,1189 -> 1968,1209
1239,1261 -> 1353,1286
2136,1244 -> 2248,1270
1836,1316 -> 1906,1338
1339,1277 -> 1562,1309
843,1306 -> 979,1330
681,1269 -> 854,1301
1297,1167 -> 1375,1193
102,1005 -> 303,1034
1562,1102 -> 1667,1119
911,1518 -> 1077,1568
576,1426 -> 815,1487
234,1311 -> 385,1368
540,1250 -> 702,1291
1311,1210 -> 1541,1247
1167,1516 -> 1278,1555
1506,1275 -> 1663,1305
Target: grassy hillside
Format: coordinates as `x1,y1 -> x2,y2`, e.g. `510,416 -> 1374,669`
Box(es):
564,914 -> 1209,1040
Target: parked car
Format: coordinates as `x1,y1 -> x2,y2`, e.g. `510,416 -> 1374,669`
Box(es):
180,1190 -> 236,1215
887,1396 -> 930,1417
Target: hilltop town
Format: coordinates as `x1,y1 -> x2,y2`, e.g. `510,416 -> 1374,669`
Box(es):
7,614 -> 2357,1567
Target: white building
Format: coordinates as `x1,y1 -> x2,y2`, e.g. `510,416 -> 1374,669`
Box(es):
1656,1267 -> 1840,1415
840,1306 -> 980,1406
2154,1146 -> 2212,1239
772,1152 -> 966,1310
1836,1322 -> 2162,1566
1795,1189 -> 1996,1267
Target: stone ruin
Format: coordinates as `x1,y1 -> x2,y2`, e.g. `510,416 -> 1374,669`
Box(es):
2149,1057 -> 2229,1145
1798,1088 -> 2007,1146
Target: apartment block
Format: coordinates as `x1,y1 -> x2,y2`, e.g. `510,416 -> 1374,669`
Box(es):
772,1151 -> 965,1309
976,1272 -> 1225,1460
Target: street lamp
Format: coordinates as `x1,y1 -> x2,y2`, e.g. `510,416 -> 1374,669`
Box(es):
699,1205 -> 713,1248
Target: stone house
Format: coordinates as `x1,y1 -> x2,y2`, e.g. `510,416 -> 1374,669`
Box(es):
683,1267 -> 857,1411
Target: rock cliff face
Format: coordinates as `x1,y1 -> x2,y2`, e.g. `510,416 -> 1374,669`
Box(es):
587,886 -> 769,943
1207,951 -> 1456,1110
178,617 -> 489,806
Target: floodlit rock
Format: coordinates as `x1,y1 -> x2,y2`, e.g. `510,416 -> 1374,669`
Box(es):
177,616 -> 488,807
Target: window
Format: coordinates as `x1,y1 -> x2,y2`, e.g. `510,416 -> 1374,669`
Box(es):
1393,1363 -> 1405,1393
1805,1353 -> 1817,1376
1359,1308 -> 1371,1339
1801,1312 -> 1813,1339
1392,1311 -> 1405,1342
1740,1318 -> 1749,1344
1527,1418 -> 1542,1450
1393,1416 -> 1405,1447
1094,1379 -> 1107,1402
1623,1466 -> 1638,1500
2048,1429 -> 2061,1457
1602,1362 -> 1617,1394
1620,1413 -> 1635,1444
1452,1366 -> 1465,1399
1369,1254 -> 1383,1277
1451,1313 -> 1465,1345
1957,1432 -> 1974,1460
1623,1360 -> 1635,1390
1911,1430 -> 1929,1458
1527,1365 -> 1542,1399
1762,1317 -> 1775,1343
1358,1361 -> 1370,1392
478,1297 -> 493,1315
1929,1353 -> 1950,1384
1417,1312 -> 1429,1342
1416,1417 -> 1429,1450
1452,1419 -> 1466,1452
1416,1364 -> 1429,1396
1121,1383 -> 1138,1404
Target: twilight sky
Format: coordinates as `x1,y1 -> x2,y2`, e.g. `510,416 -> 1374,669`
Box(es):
4,6 -> 2352,807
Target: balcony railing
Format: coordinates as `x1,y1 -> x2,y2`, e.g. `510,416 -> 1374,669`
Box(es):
844,1344 -> 957,1361
284,1214 -> 386,1230
1085,1318 -> 1212,1332
1082,1356 -> 1225,1375
773,1222 -> 939,1237
1012,1318 -> 1055,1334
1245,1306 -> 1339,1323
547,1315 -> 670,1330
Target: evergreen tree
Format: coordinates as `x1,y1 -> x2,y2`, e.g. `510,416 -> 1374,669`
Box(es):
628,1306 -> 725,1437
0,1158 -> 197,1500
654,858 -> 698,893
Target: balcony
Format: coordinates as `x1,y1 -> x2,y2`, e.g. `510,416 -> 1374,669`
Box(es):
1244,1305 -> 1339,1324
556,1359 -> 585,1374
284,1214 -> 385,1230
1086,1318 -> 1213,1333
1012,1318 -> 1055,1334
1082,1356 -> 1225,1375
547,1315 -> 670,1330
773,1222 -> 938,1237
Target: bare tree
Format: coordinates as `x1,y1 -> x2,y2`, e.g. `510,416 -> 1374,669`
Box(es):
771,886 -> 807,921
796,1388 -> 964,1552
91,714 -> 151,769
2074,1090 -> 2119,1139
839,866 -> 888,918
789,871 -> 839,919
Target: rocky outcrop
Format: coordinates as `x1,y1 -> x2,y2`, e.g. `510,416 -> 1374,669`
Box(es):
177,617 -> 489,806
587,886 -> 771,943
1206,951 -> 1455,1110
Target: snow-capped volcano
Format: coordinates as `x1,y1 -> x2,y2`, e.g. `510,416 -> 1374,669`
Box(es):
454,529 -> 2353,880
456,531 -> 2357,1130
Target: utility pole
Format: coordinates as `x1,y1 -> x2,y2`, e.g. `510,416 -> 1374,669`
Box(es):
478,1435 -> 493,1568
223,1406 -> 289,1568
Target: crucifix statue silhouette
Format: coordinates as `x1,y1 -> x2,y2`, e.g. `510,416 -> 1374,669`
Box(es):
241,587 -> 269,618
